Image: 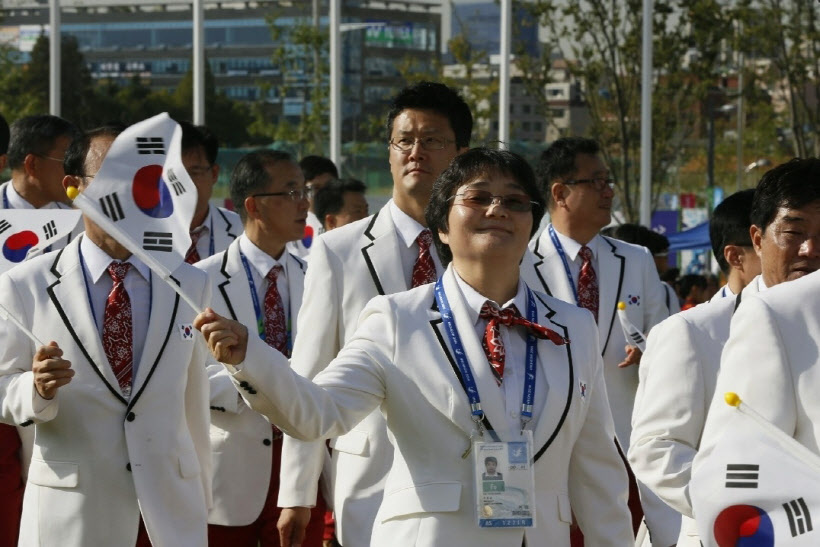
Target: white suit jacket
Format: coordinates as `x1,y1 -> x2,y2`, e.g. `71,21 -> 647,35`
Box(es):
207,204 -> 242,257
226,267 -> 632,547
629,279 -> 761,546
0,237 -> 212,547
196,238 -> 306,526
280,201 -> 442,546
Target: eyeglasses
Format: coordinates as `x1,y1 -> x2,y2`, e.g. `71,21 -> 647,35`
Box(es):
449,189 -> 539,213
564,177 -> 616,192
389,136 -> 455,152
35,153 -> 65,164
252,189 -> 309,202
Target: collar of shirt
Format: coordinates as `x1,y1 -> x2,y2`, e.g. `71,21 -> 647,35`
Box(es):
452,267 -> 528,328
551,225 -> 602,262
238,233 -> 288,281
757,275 -> 768,292
191,205 -> 212,236
80,235 -> 151,283
389,199 -> 427,249
5,180 -> 69,210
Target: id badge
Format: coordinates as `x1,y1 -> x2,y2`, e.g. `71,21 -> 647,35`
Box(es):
473,430 -> 536,528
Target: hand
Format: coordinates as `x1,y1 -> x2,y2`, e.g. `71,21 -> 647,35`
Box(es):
617,345 -> 643,368
194,308 -> 248,365
278,506 -> 312,547
33,341 -> 73,399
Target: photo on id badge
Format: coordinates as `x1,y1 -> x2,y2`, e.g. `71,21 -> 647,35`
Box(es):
475,435 -> 535,528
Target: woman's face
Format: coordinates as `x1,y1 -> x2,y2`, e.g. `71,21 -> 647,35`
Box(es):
439,168 -> 534,267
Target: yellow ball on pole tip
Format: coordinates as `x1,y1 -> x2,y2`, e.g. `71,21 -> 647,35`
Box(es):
617,301 -> 626,311
724,392 -> 741,407
66,186 -> 79,201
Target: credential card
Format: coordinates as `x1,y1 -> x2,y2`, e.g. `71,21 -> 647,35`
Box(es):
473,430 -> 536,528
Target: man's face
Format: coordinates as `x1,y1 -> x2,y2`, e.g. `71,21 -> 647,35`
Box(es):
250,161 -> 309,244
388,108 -> 466,205
326,191 -> 369,230
35,135 -> 73,204
752,200 -> 820,286
182,146 -> 219,223
485,460 -> 497,475
554,153 -> 614,230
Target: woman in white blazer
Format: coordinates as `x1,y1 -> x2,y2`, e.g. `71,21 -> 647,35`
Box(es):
197,148 -> 633,547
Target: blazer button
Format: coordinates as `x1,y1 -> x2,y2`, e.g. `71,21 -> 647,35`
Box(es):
249,389 -> 257,395
263,438 -> 272,446
126,412 -> 136,422
126,463 -> 132,472
239,381 -> 248,388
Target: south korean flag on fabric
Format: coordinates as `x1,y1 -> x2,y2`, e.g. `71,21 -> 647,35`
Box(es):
690,393 -> 820,546
70,113 -> 197,278
0,209 -> 82,274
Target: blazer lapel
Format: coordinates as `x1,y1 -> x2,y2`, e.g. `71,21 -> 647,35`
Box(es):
46,237 -> 127,405
213,204 -> 240,242
286,252 -> 306,340
529,230 -> 576,304
218,240 -> 257,326
360,204 -> 409,296
597,237 -> 625,356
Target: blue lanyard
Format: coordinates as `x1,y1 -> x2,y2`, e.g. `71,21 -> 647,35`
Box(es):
2,186 -> 8,209
238,249 -> 292,354
434,278 -> 539,431
207,214 -> 215,257
548,224 -> 580,306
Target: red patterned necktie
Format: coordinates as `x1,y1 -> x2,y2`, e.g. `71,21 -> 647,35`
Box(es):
264,265 -> 288,355
185,229 -> 204,264
411,229 -> 436,288
479,302 -> 568,385
577,245 -> 599,322
103,262 -> 134,397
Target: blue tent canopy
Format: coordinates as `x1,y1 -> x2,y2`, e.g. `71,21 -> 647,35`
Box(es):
668,221 -> 711,251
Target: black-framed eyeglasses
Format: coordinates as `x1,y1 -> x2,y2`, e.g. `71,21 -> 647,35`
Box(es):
564,177 -> 616,192
252,189 -> 309,202
449,189 -> 539,213
34,153 -> 66,164
389,136 -> 455,152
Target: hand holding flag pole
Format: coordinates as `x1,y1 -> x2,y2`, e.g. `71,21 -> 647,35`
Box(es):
617,301 -> 647,352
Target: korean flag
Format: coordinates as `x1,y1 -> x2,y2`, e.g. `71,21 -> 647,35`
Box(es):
70,113 -> 198,278
0,209 -> 82,275
691,393 -> 820,546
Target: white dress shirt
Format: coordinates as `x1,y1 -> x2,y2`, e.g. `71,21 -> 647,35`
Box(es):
4,179 -> 71,210
389,199 -> 443,286
190,208 -> 213,260
80,236 -> 151,375
238,234 -> 291,327
550,225 -> 602,289
453,270 -> 548,433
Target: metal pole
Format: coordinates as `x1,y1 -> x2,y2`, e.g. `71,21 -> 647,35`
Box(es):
735,21 -> 744,192
441,0 -> 452,55
49,0 -> 61,116
498,0 -> 511,148
707,99 -> 715,192
639,0 -> 653,227
192,0 -> 205,125
330,0 -> 341,167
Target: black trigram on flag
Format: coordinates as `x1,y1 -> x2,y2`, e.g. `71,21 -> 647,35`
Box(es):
136,137 -> 165,155
629,331 -> 646,346
0,219 -> 10,235
784,498 -> 813,537
725,463 -> 759,488
42,220 -> 57,240
100,193 -> 125,222
143,231 -> 173,252
167,168 -> 186,196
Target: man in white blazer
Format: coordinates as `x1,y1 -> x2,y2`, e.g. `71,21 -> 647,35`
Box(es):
519,137 -> 672,543
0,126 -> 212,546
196,150 -> 327,546
630,159 -> 820,545
286,155 -> 339,258
277,81 -> 472,546
707,189 -> 760,299
180,121 -> 242,264
198,147 -> 633,546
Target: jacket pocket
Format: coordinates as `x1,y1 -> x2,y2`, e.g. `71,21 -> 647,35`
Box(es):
558,492 -> 572,523
27,458 -> 79,488
330,429 -> 369,456
178,450 -> 201,479
379,481 -> 462,522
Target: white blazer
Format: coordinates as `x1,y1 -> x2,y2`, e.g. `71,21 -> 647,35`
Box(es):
0,236 -> 212,547
196,238 -> 306,526
629,279 -> 761,546
208,204 -> 242,257
226,266 -> 633,547
280,201 -> 442,546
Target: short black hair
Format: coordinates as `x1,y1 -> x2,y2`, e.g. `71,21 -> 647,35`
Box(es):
750,158 -> 820,234
314,178 -> 367,229
230,149 -> 294,222
299,155 -> 338,182
386,81 -> 473,149
63,125 -> 125,178
484,456 -> 497,464
425,147 -> 545,266
0,113 -> 9,156
602,223 -> 669,255
537,137 -> 601,209
7,114 -> 81,171
710,189 -> 755,273
679,274 -> 707,298
179,121 -> 219,166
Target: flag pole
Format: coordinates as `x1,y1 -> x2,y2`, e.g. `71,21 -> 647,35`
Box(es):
617,301 -> 647,352
0,303 -> 44,347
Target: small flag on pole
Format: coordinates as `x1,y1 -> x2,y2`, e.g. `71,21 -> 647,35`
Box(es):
617,301 -> 646,352
0,209 -> 82,275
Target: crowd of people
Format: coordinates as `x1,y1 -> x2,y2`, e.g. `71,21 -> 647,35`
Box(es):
0,80 -> 818,547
